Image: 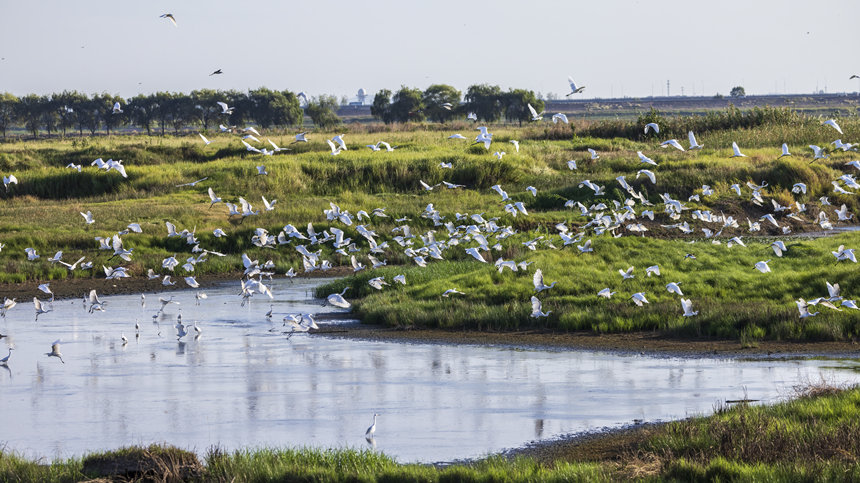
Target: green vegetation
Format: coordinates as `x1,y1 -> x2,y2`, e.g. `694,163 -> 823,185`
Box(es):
1,110 -> 859,342
2,385 -> 857,481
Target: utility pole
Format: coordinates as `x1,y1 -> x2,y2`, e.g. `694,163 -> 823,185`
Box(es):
667,80 -> 670,97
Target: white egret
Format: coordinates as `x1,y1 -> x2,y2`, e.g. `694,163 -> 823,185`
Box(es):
530,296 -> 551,318
527,103 -> 544,121
80,211 -> 95,225
597,288 -> 616,299
666,282 -> 683,296
256,165 -> 268,176
216,102 -> 234,114
832,245 -> 857,263
3,174 -> 17,191
533,269 -> 557,292
644,123 -> 659,134
636,169 -> 656,184
731,142 -> 746,158
637,151 -> 657,166
688,131 -> 703,150
754,260 -> 772,273
619,266 -> 635,280
631,292 -> 649,306
175,177 -> 209,188
587,148 -> 599,160
198,133 -> 212,145
552,113 -> 569,124
645,265 -> 661,277
366,413 -> 379,436
681,298 -> 698,317
112,102 -> 123,114
442,289 -> 464,297
326,287 -> 351,308
809,145 -> 829,161
796,299 -> 819,318
46,340 -> 64,363
778,143 -> 791,158
465,247 -> 487,263
184,276 -> 199,288
393,274 -> 406,285
448,134 -> 467,140
567,160 -> 577,170
368,277 -> 389,290
509,140 -> 520,152
0,347 -> 12,365
291,132 -> 309,144
822,119 -> 843,135
660,139 -> 685,151
34,297 -> 52,320
566,77 -> 585,95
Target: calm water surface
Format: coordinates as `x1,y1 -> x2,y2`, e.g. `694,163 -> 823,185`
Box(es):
0,278 -> 857,463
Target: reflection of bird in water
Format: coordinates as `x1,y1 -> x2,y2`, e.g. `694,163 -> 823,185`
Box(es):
365,435 -> 376,449
46,340 -> 64,363
365,413 -> 379,437
175,322 -> 188,340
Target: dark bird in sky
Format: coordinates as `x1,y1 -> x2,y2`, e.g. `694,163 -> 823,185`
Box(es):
210,69 -> 223,76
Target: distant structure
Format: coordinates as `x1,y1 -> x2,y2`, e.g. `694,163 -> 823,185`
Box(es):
356,88 -> 367,105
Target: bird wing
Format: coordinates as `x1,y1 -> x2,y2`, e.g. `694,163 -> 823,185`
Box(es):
527,103 -> 539,118
216,101 -> 229,111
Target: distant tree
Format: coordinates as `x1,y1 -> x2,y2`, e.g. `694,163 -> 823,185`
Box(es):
128,94 -> 157,135
389,86 -> 424,123
502,89 -> 544,126
74,96 -> 98,136
38,95 -> 59,136
306,95 -> 341,129
153,92 -> 176,136
730,86 -> 746,98
0,92 -> 19,138
93,93 -> 126,135
371,89 -> 392,123
168,95 -> 195,134
278,90 -> 303,127
248,87 -> 303,129
340,95 -> 349,106
17,94 -> 43,138
465,84 -> 504,122
190,89 -> 219,130
53,91 -> 86,137
422,84 -> 461,123
222,90 -> 249,127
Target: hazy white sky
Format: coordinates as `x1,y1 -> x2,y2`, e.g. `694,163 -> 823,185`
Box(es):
1,0 -> 858,101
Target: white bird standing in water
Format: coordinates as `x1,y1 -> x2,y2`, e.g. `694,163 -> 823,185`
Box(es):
365,413 -> 379,436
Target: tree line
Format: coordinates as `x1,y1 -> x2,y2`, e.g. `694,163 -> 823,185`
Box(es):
371,84 -> 545,125
0,89 -> 348,139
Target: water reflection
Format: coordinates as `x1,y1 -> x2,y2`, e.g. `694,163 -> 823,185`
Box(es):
0,278 -> 857,463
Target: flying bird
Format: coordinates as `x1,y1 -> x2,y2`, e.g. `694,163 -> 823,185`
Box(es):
159,13 -> 177,26
210,69 -> 223,76
566,76 -> 585,95
822,119 -> 843,135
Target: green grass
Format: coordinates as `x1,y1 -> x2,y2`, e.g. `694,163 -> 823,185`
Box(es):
1,118 -> 859,340
3,385 -> 857,481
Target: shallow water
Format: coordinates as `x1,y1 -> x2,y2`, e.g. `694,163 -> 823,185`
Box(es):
0,278 -> 857,463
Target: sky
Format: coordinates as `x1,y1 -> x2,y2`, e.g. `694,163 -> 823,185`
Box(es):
1,0 -> 858,102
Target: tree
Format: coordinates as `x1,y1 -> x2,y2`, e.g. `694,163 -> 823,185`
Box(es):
128,94 -> 157,135
93,93 -> 126,135
247,87 -> 303,129
730,86 -> 746,98
306,95 -> 341,129
371,89 -> 392,123
465,84 -> 504,122
73,96 -> 98,136
0,92 -> 18,139
38,95 -> 58,136
153,92 -> 175,136
502,89 -> 544,126
190,89 -> 219,130
422,84 -> 461,123
168,94 -> 195,134
53,91 -> 86,137
389,86 -> 424,123
17,94 -> 43,138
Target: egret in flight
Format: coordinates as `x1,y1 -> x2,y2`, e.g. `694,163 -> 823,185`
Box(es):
46,340 -> 64,363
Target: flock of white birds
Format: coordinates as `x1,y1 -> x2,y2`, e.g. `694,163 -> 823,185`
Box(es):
1,65 -> 860,375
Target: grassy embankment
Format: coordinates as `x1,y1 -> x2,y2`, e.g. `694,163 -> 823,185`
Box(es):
1,109 -> 859,341
1,384 -> 857,481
